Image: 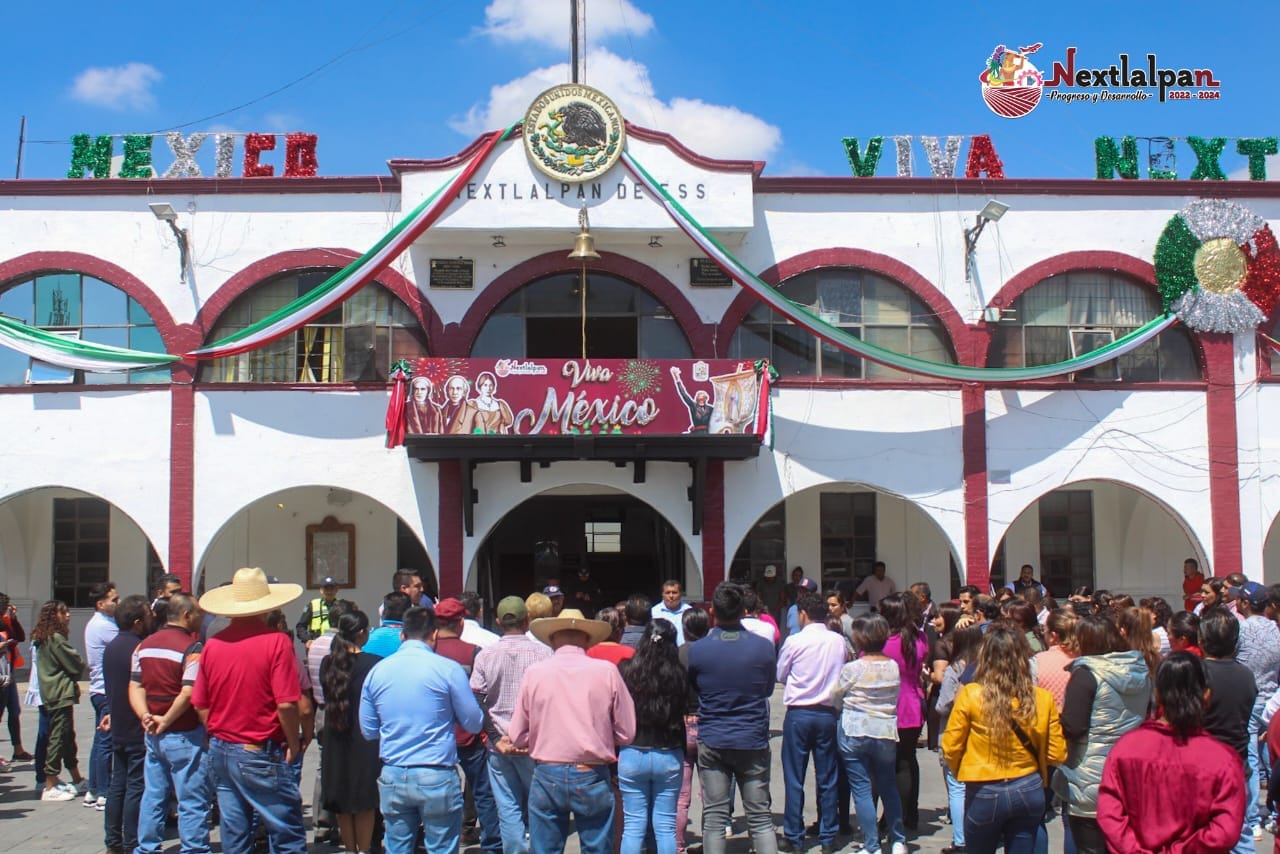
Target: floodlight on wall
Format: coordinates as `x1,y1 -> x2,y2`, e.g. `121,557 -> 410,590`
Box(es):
149,202 -> 190,283
491,235 -> 506,248
648,235 -> 662,248
964,199 -> 1009,283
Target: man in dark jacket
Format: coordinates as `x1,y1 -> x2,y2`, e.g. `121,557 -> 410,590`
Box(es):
101,595 -> 151,854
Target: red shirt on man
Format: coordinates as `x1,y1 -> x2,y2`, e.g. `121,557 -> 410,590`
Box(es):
192,619 -> 300,745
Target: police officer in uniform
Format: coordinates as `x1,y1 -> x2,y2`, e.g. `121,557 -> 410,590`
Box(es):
295,577 -> 340,645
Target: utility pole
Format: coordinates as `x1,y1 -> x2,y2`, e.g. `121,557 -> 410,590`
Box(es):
569,0 -> 580,83
15,116 -> 25,179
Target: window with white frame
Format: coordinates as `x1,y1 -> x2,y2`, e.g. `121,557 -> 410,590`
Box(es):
727,267 -> 954,380
987,271 -> 1198,381
201,270 -> 427,383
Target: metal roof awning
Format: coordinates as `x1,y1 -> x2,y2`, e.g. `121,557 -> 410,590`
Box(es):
405,434 -> 762,536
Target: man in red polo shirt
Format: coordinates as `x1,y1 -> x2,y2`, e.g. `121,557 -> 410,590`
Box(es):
193,568 -> 306,854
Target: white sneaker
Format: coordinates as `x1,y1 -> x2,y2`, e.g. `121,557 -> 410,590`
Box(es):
82,790 -> 96,807
891,843 -> 909,854
42,787 -> 75,802
1253,824 -> 1264,841
95,795 -> 107,811
59,782 -> 79,796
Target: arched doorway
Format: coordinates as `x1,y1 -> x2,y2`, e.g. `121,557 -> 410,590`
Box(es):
0,486 -> 163,664
474,487 -> 689,608
992,479 -> 1205,599
198,486 -> 436,621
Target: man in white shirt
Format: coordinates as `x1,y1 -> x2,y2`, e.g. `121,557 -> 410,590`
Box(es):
84,581 -> 120,808
651,580 -> 693,645
457,591 -> 499,649
855,562 -> 897,611
776,592 -> 847,853
741,590 -> 777,645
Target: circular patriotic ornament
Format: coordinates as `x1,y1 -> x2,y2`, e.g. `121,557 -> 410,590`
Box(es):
1155,199 -> 1280,334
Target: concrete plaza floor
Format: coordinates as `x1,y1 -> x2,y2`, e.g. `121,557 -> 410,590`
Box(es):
0,681 -> 1268,853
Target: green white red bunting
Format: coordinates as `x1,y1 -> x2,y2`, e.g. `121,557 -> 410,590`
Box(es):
0,122 -> 1189,382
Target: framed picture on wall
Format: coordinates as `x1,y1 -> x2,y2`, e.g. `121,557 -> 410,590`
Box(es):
306,516 -> 356,589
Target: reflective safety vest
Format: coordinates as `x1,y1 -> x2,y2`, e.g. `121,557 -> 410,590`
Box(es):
308,599 -> 332,635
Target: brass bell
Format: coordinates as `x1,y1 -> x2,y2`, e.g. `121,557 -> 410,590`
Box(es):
567,204 -> 601,261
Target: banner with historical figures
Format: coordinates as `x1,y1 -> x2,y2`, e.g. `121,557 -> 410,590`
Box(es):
386,357 -> 770,446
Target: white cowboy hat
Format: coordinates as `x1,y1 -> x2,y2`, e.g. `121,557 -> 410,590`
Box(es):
529,608 -> 613,646
198,567 -> 303,618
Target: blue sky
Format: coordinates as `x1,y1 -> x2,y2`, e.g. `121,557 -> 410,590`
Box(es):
6,1 -> 1276,180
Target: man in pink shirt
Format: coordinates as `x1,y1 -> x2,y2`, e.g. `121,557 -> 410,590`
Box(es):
504,608 -> 636,854
776,592 -> 848,854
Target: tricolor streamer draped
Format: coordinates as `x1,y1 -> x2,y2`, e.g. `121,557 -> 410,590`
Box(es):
0,316 -> 178,372
620,150 -> 1175,382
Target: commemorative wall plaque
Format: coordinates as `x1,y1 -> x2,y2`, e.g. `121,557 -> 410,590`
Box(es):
690,258 -> 733,287
429,258 -> 474,289
523,84 -> 625,182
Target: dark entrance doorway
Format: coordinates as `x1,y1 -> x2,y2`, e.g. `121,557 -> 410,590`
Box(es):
476,493 -> 686,609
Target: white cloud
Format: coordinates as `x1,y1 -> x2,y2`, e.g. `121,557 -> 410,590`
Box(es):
479,0 -> 653,48
451,49 -> 782,162
263,113 -> 304,133
70,62 -> 163,111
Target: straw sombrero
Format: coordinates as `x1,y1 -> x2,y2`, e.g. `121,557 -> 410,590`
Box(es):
528,608 -> 612,646
199,567 -> 303,617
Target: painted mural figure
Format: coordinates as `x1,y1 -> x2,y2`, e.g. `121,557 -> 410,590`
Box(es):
405,376 -> 442,435
669,366 -> 712,434
470,371 -> 514,435
438,375 -> 479,434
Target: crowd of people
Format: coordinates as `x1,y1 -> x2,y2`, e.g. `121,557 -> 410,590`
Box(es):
1,559 -> 1280,854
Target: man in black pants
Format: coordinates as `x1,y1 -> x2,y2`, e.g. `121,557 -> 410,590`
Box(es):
101,595 -> 152,854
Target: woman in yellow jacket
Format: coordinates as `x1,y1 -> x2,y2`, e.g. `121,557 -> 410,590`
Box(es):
942,623 -> 1066,854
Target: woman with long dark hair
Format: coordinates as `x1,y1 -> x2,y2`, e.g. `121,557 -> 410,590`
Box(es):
1117,607 -> 1161,678
1197,578 -> 1226,613
1053,614 -> 1151,853
942,624 -> 1066,854
1003,600 -> 1046,654
1096,652 -> 1245,851
878,592 -> 928,831
32,600 -> 85,801
618,619 -> 687,854
319,609 -> 379,854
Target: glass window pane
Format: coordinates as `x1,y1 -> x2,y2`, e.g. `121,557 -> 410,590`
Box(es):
910,324 -> 954,364
817,275 -> 861,323
777,275 -> 818,310
36,273 -> 81,327
1111,280 -> 1156,327
524,275 -> 580,314
1157,329 -> 1199,380
638,316 -> 692,359
343,324 -> 378,381
1024,327 -> 1069,366
730,324 -> 771,361
0,282 -> 34,324
471,315 -> 525,357
863,278 -> 910,324
771,325 -> 817,378
1019,278 -> 1067,326
864,327 -> 909,380
820,339 -> 861,378
128,297 -> 154,325
82,277 -> 127,326
585,275 -> 636,314
128,324 -> 164,355
345,287 -> 380,325
390,327 -> 429,365
0,347 -> 26,385
1067,274 -> 1112,326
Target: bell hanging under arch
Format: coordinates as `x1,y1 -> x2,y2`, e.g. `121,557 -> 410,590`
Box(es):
567,203 -> 601,261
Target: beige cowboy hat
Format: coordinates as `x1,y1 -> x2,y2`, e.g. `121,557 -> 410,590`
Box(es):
529,608 -> 613,646
199,567 -> 303,618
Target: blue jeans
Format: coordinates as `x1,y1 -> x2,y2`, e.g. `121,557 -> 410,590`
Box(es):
782,707 -> 840,845
138,727 -> 212,854
529,762 -> 615,854
940,751 -> 965,847
209,737 -> 306,854
378,764 -> 463,854
489,750 -> 537,854
697,745 -> 778,854
33,706 -> 49,790
838,730 -> 904,853
88,692 -> 112,795
618,746 -> 683,854
104,741 -> 144,850
964,772 -> 1045,854
458,740 -> 501,854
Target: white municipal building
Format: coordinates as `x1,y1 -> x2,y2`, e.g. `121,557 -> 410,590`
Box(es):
2,108 -> 1278,638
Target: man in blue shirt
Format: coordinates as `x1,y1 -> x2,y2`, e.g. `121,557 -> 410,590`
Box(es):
651,580 -> 693,645
360,606 -> 484,854
785,577 -> 817,636
687,582 -> 778,854
363,592 -> 410,660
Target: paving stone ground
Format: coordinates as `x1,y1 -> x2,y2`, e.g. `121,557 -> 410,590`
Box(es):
0,682 -> 1267,852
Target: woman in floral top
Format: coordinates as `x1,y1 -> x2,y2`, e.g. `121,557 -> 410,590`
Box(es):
831,613 -> 907,854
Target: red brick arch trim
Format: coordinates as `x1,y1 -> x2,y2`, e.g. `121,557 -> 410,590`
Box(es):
0,251 -> 182,353
978,250 -> 1206,374
450,250 -> 714,357
192,248 -> 444,348
714,248 -> 975,363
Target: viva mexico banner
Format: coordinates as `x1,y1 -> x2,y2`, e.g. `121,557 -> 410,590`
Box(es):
400,358 -> 765,438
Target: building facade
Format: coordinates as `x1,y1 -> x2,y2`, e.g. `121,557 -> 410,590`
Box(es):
1,124 -> 1277,633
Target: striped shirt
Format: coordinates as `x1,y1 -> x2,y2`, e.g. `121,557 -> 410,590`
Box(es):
131,625 -> 202,732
